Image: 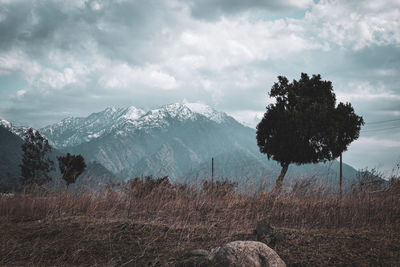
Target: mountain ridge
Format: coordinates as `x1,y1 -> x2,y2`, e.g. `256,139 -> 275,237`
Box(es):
37,103 -> 360,186
1,103 -> 363,189
40,102 -> 235,149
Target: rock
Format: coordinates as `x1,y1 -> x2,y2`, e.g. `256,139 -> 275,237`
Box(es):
255,220 -> 285,246
180,241 -> 286,267
209,241 -> 286,267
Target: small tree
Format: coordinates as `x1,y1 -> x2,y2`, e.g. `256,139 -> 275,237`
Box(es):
20,128 -> 55,188
256,73 -> 364,194
57,153 -> 86,191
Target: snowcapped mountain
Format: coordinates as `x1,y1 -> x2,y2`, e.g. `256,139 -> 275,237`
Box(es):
1,103 -> 361,189
39,102 -> 358,186
40,106 -> 146,148
184,102 -> 229,123
40,102 -> 253,180
0,119 -> 28,138
41,103 -> 233,148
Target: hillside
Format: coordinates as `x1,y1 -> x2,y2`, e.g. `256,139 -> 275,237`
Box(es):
0,122 -> 122,192
0,126 -> 23,192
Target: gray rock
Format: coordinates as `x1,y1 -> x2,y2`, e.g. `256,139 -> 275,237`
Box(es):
209,241 -> 286,267
180,241 -> 286,267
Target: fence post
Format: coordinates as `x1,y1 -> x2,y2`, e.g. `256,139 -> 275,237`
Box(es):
211,157 -> 214,187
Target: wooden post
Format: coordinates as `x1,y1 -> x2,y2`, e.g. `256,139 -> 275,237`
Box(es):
340,153 -> 343,200
211,157 -> 214,185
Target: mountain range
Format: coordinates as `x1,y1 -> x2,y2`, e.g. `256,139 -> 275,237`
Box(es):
0,120 -> 122,192
1,102 -> 359,192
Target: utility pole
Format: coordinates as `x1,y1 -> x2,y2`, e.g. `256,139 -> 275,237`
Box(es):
340,153 -> 343,200
211,157 -> 214,185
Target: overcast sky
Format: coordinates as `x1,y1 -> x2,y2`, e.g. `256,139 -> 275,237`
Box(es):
0,0 -> 399,173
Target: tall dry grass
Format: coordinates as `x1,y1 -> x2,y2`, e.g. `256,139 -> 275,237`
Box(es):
1,175 -> 399,234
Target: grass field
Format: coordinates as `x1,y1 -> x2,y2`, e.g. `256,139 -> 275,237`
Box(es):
1,176 -> 400,266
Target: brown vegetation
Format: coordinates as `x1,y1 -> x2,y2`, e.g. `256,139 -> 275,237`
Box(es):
1,175 -> 400,266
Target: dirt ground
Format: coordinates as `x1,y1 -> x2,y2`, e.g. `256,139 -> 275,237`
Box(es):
1,216 -> 399,266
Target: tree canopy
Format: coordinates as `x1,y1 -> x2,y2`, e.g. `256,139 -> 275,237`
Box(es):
57,153 -> 86,191
256,73 -> 364,193
20,128 -> 54,188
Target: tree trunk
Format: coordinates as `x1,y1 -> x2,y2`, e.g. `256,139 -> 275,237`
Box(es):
274,162 -> 289,195
66,183 -> 69,193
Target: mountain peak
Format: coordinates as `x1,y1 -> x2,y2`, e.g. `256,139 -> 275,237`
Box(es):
122,106 -> 146,121
0,119 -> 28,138
138,103 -> 195,124
183,102 -> 227,123
0,119 -> 12,129
40,103 -> 238,148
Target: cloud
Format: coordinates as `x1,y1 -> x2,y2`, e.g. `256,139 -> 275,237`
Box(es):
99,63 -> 179,90
337,81 -> 400,101
357,137 -> 400,148
182,0 -> 313,21
227,109 -> 265,128
0,0 -> 399,172
304,0 -> 400,50
344,135 -> 400,173
0,50 -> 41,79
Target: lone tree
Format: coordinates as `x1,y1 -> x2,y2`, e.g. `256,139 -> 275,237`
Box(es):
256,73 -> 364,194
20,128 -> 55,188
57,153 -> 86,191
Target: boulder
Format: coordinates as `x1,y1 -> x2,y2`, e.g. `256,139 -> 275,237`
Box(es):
180,241 -> 286,267
209,241 -> 286,267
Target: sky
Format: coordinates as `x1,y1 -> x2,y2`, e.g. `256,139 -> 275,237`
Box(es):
0,0 -> 399,173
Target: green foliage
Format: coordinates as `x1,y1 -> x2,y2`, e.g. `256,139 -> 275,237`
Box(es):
256,73 -> 364,191
57,153 -> 86,190
20,128 -> 54,187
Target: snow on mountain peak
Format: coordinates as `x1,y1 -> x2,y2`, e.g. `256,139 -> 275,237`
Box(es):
40,103 -> 236,147
135,103 -> 195,125
0,119 -> 12,129
123,106 -> 146,120
184,102 -> 227,123
160,103 -> 194,119
0,119 -> 28,138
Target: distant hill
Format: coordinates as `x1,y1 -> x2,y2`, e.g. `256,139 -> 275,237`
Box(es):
39,103 -> 361,187
0,121 -> 123,192
0,125 -> 23,192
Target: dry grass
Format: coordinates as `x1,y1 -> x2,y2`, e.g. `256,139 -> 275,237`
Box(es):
1,176 -> 400,266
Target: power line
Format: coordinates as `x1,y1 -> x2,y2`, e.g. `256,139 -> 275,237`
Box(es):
361,125 -> 400,133
365,118 -> 400,124
360,117 -> 400,133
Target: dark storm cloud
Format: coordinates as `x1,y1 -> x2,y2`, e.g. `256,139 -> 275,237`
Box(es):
0,0 -> 186,65
0,1 -> 70,56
